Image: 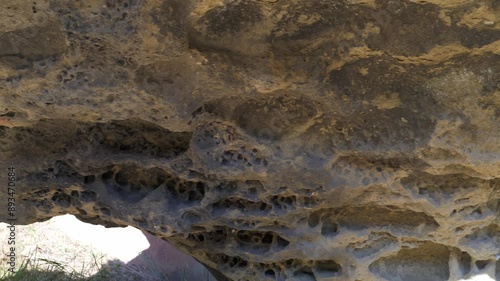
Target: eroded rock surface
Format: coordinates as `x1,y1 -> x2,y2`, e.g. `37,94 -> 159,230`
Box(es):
0,0 -> 499,280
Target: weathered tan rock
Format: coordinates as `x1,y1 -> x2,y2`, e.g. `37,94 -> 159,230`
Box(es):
0,0 -> 499,280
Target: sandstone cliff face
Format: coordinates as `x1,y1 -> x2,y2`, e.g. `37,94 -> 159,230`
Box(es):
0,0 -> 499,280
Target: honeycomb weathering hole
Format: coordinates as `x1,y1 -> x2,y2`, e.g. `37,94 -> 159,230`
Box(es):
369,242 -> 452,281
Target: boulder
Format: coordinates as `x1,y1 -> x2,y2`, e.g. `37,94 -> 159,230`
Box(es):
0,0 -> 499,280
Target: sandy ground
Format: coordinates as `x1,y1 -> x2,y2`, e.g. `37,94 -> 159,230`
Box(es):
0,215 -> 215,280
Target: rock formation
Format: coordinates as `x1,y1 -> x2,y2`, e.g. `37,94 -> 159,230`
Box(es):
0,0 -> 499,280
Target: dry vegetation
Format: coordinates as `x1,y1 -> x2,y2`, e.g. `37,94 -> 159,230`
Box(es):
0,216 -> 214,281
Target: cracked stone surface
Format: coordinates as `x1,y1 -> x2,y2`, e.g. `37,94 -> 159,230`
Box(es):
0,0 -> 499,280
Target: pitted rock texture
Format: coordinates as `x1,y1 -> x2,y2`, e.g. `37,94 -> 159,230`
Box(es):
0,0 -> 499,280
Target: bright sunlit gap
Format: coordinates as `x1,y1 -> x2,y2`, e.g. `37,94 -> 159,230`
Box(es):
0,215 -> 215,280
